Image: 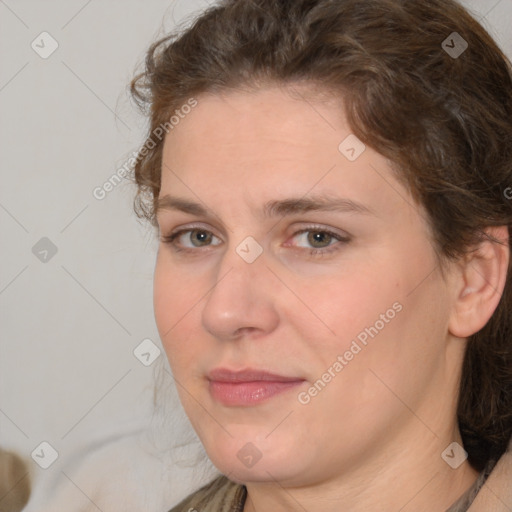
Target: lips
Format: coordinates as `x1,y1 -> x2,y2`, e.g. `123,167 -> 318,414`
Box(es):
208,368 -> 303,383
207,368 -> 306,406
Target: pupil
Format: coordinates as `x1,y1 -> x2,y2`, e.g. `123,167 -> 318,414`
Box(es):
193,230 -> 209,246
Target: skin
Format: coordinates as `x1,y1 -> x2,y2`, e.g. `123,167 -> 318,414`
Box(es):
153,84 -> 509,512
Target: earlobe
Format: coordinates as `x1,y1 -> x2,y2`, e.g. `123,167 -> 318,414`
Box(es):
448,225 -> 510,339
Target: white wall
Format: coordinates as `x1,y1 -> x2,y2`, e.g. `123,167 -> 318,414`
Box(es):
0,0 -> 511,508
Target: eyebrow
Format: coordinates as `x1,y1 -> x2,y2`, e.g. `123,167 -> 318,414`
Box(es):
155,194 -> 376,219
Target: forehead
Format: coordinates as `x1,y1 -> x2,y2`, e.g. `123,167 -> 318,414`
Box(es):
159,85 -> 420,224
163,86 -> 348,184
162,85 -> 345,172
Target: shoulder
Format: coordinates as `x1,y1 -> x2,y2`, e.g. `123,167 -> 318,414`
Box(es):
467,435 -> 512,511
168,475 -> 246,512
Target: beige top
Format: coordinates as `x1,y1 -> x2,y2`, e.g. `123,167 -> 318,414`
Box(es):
168,438 -> 512,512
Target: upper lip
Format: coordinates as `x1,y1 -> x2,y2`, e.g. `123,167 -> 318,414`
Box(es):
208,368 -> 304,383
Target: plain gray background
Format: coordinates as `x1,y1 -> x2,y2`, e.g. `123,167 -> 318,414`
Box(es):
1,0 -> 511,507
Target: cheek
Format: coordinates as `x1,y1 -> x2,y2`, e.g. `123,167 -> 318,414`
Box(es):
153,258 -> 200,368
299,263 -> 401,356
299,249 -> 441,383
310,259 -> 448,412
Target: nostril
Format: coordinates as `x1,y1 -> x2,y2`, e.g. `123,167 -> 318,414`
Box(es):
233,326 -> 258,338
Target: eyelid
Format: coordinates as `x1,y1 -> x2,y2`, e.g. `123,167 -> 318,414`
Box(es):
285,224 -> 351,245
161,221 -> 220,237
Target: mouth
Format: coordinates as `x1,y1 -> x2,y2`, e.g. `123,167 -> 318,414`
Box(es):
207,368 -> 306,407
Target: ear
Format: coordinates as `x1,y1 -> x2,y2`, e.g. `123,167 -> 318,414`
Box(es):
448,226 -> 510,338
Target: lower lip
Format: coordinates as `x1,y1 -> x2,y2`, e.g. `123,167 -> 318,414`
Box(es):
209,380 -> 304,406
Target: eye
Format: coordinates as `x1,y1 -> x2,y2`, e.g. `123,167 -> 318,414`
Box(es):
287,227 -> 351,257
161,228 -> 222,250
293,230 -> 338,249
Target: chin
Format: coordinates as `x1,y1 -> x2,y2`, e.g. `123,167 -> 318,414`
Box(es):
203,432 -> 305,484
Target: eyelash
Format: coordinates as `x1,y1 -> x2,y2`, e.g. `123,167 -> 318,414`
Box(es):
160,225 -> 351,258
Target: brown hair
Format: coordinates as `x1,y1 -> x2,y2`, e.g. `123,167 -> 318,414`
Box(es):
130,0 -> 512,471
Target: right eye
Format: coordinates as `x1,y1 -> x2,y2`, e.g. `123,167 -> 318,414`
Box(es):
160,228 -> 222,251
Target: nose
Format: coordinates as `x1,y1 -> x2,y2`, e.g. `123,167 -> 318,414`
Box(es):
201,241 -> 280,341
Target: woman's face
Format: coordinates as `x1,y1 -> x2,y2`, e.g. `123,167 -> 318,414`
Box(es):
153,85 -> 464,486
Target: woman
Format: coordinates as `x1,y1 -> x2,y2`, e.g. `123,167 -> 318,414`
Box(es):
130,0 -> 512,510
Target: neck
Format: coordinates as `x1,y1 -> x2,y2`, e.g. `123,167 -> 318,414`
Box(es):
242,425 -> 480,512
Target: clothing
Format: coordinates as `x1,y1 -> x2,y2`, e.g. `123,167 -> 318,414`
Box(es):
168,475 -> 246,512
168,437 -> 512,512
445,457 -> 497,512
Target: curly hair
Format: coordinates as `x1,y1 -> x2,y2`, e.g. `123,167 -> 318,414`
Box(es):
129,0 -> 512,471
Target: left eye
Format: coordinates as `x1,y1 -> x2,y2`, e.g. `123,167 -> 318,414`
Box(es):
292,229 -> 340,249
